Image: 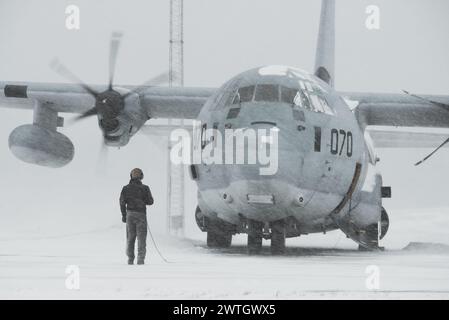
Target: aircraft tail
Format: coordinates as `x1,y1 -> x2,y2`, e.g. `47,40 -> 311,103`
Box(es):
314,0 -> 335,87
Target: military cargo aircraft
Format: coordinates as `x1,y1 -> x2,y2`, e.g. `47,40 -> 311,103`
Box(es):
1,0 -> 449,254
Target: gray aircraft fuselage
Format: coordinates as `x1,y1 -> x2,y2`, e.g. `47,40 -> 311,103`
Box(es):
193,66 -> 380,242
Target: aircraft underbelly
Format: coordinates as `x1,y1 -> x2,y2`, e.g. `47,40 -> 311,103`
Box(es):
198,177 -> 344,225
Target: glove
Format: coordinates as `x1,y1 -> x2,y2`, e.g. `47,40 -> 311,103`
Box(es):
122,215 -> 127,223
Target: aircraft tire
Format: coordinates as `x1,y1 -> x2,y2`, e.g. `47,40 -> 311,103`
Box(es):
271,219 -> 286,255
247,219 -> 263,254
358,223 -> 379,251
380,207 -> 389,240
206,219 -> 232,248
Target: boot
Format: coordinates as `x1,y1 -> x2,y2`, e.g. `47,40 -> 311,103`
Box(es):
128,258 -> 134,265
137,258 -> 144,265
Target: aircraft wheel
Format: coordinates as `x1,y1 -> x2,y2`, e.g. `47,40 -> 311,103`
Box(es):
271,219 -> 286,255
207,231 -> 232,248
206,219 -> 232,248
247,219 -> 264,254
380,207 -> 389,240
358,223 -> 379,251
358,244 -> 384,252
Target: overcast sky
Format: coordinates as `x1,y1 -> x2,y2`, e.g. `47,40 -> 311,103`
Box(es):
0,0 -> 449,237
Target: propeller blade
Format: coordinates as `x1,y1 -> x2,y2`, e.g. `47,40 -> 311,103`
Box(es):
140,126 -> 171,151
109,32 -> 123,90
123,71 -> 170,98
64,107 -> 98,126
50,58 -> 98,97
402,90 -> 449,111
139,124 -> 178,137
95,137 -> 109,175
76,107 -> 98,120
415,137 -> 449,166
144,71 -> 170,86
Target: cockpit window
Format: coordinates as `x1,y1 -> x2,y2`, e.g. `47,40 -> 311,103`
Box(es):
226,80 -> 334,115
279,83 -> 334,115
299,81 -> 334,115
240,86 -> 255,102
298,90 -> 311,109
280,87 -> 298,104
280,85 -> 311,110
254,84 -> 279,102
232,85 -> 255,104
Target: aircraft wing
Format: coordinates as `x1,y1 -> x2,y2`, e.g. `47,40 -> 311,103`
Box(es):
366,127 -> 449,149
0,81 -> 216,119
339,91 -> 449,151
139,86 -> 216,119
341,92 -> 449,128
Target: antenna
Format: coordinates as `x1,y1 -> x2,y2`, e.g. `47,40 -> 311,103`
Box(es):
169,0 -> 184,87
167,0 -> 185,236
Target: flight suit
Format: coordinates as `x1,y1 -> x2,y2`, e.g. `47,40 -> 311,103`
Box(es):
126,211 -> 148,263
120,178 -> 154,264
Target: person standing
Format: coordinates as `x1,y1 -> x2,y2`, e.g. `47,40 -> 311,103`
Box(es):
120,168 -> 154,265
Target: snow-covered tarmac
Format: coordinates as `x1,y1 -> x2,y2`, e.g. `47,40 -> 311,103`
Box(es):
1,208 -> 449,299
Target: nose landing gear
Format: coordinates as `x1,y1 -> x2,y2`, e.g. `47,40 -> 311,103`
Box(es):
246,219 -> 287,255
247,220 -> 264,254
270,220 -> 286,255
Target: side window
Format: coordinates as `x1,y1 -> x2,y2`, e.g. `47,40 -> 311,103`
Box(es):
226,108 -> 240,119
224,90 -> 237,106
254,84 -> 279,102
218,79 -> 241,109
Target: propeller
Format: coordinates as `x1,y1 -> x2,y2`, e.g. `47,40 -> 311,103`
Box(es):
51,32 -> 169,173
51,32 -> 169,132
50,33 -> 125,133
402,90 -> 449,166
49,58 -> 99,98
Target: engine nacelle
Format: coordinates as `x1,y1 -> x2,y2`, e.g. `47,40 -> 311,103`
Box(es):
8,124 -> 74,168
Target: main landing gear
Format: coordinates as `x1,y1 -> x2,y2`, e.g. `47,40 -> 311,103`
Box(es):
247,220 -> 263,254
196,207 -> 233,249
206,218 -> 233,248
358,207 -> 389,251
